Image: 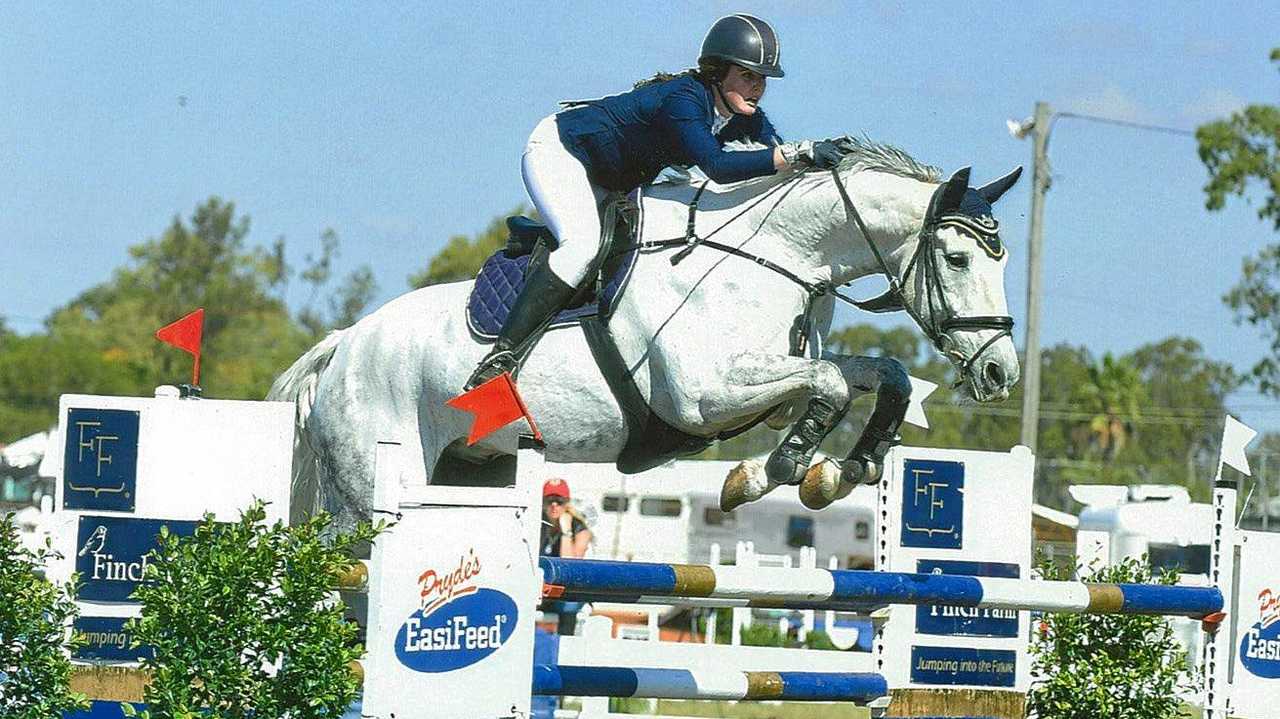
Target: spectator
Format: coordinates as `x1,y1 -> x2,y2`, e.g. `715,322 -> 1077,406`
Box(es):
540,478 -> 591,558
540,478 -> 591,635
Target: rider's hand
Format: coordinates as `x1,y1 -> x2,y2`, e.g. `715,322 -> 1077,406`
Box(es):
808,140 -> 845,170
558,512 -> 574,535
780,140 -> 844,170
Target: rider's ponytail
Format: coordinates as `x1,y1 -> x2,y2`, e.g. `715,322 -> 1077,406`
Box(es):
632,60 -> 728,89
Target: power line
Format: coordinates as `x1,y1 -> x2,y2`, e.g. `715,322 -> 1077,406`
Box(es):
1056,111 -> 1197,138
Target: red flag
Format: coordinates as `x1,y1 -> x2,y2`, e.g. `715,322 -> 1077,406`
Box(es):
446,373 -> 542,445
155,308 -> 204,385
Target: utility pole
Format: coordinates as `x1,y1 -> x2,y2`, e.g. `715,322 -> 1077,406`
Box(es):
1019,101 -> 1052,453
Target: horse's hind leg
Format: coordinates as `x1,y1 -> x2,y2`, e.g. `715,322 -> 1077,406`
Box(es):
696,352 -> 851,511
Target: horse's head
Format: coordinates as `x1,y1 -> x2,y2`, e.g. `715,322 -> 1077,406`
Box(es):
860,165 -> 1023,402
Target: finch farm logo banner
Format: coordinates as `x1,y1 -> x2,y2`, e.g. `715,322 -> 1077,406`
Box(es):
1240,587 -> 1280,679
394,549 -> 518,673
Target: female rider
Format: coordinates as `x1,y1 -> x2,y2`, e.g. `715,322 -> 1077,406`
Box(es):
466,13 -> 844,390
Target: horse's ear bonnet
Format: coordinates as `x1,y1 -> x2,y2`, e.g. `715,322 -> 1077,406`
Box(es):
922,166 -> 1024,261
925,167 -> 971,222
976,166 -> 1022,205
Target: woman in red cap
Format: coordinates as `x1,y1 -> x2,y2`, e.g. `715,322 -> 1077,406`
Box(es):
541,478 -> 591,558
541,477 -> 592,635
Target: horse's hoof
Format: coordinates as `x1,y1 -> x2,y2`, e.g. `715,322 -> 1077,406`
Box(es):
841,459 -> 882,487
720,460 -> 768,512
799,461 -> 841,510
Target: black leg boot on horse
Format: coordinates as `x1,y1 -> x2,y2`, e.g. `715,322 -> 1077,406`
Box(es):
800,361 -> 911,509
763,397 -> 849,487
464,258 -> 578,391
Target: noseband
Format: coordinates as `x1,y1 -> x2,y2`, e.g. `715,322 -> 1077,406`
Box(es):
830,169 -> 1014,389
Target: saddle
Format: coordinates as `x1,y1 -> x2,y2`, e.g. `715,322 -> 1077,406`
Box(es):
464,196 -> 722,473
465,199 -> 638,339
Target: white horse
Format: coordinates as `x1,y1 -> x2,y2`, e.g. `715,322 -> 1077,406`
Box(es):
269,139 -> 1022,533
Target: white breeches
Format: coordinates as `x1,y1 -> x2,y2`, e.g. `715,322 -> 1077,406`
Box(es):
522,114 -> 607,286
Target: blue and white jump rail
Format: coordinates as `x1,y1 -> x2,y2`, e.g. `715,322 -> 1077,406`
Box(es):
531,665 -> 887,702
539,557 -> 1225,618
44,391 -> 1280,719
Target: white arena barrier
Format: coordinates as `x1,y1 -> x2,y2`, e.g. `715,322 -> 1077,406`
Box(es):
45,391 -> 1280,719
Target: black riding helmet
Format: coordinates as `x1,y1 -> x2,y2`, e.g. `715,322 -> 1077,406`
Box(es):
699,14 -> 784,78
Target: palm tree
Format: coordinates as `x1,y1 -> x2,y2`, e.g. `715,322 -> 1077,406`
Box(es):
1071,354 -> 1145,461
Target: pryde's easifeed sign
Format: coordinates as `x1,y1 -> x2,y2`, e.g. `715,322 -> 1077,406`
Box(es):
62,407 -> 139,511
75,515 -> 199,602
1240,586 -> 1280,679
900,458 -> 964,549
394,549 -> 519,673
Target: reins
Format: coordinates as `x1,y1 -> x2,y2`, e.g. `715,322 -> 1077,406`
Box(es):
618,165 -> 1013,386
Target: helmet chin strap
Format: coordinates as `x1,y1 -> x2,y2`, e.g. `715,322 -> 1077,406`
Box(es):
711,81 -> 747,118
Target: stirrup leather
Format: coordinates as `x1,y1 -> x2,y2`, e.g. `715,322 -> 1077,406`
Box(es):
465,350 -> 520,391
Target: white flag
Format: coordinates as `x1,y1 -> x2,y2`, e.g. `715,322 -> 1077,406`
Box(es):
1220,414 -> 1258,477
904,376 -> 939,429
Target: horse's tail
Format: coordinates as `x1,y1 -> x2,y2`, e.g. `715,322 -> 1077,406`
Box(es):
267,329 -> 346,522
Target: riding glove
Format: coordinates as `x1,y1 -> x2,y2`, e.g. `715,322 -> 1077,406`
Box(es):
780,140 -> 845,170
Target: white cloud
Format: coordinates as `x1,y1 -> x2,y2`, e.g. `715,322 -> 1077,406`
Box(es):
1062,84 -> 1148,123
1183,88 -> 1247,124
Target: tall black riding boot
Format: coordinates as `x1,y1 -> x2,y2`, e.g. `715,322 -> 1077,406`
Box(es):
464,259 -> 577,391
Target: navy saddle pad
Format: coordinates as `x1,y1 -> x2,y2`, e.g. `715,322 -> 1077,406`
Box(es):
466,216 -> 637,341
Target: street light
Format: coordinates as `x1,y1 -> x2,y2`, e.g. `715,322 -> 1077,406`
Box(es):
1004,104 -> 1194,455
1007,101 -> 1053,454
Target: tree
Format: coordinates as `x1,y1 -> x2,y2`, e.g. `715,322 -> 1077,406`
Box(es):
1027,556 -> 1194,719
295,228 -> 379,335
1198,48 -> 1280,393
0,198 -> 375,443
408,206 -> 529,288
0,515 -> 88,718
1071,354 -> 1145,462
125,502 -> 381,719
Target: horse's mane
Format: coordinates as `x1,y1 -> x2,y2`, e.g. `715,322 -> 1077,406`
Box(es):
831,135 -> 941,183
658,135 -> 942,198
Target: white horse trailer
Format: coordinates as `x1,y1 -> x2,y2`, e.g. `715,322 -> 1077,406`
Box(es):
545,458 -> 876,569
1071,484 -> 1212,576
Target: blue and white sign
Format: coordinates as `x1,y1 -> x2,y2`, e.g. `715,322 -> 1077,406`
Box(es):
900,459 -> 964,549
63,408 -> 140,512
395,589 -> 519,673
75,515 -> 199,603
72,616 -> 152,662
915,559 -> 1020,637
909,645 -> 1017,687
1240,587 -> 1280,679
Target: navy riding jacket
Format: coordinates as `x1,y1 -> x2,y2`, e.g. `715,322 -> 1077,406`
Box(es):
555,74 -> 781,192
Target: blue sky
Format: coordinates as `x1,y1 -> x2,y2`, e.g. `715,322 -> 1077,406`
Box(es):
3,2 -> 1280,431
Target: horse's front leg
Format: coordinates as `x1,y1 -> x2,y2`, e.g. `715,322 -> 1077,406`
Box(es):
702,352 -> 851,512
798,354 -> 912,510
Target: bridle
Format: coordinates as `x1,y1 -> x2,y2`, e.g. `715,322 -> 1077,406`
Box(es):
631,166 -> 1013,390
829,168 -> 1014,388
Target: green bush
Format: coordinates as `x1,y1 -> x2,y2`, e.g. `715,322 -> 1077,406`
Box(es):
0,512 -> 88,718
1027,555 -> 1196,719
123,501 -> 383,719
802,629 -> 837,650
739,621 -> 787,648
